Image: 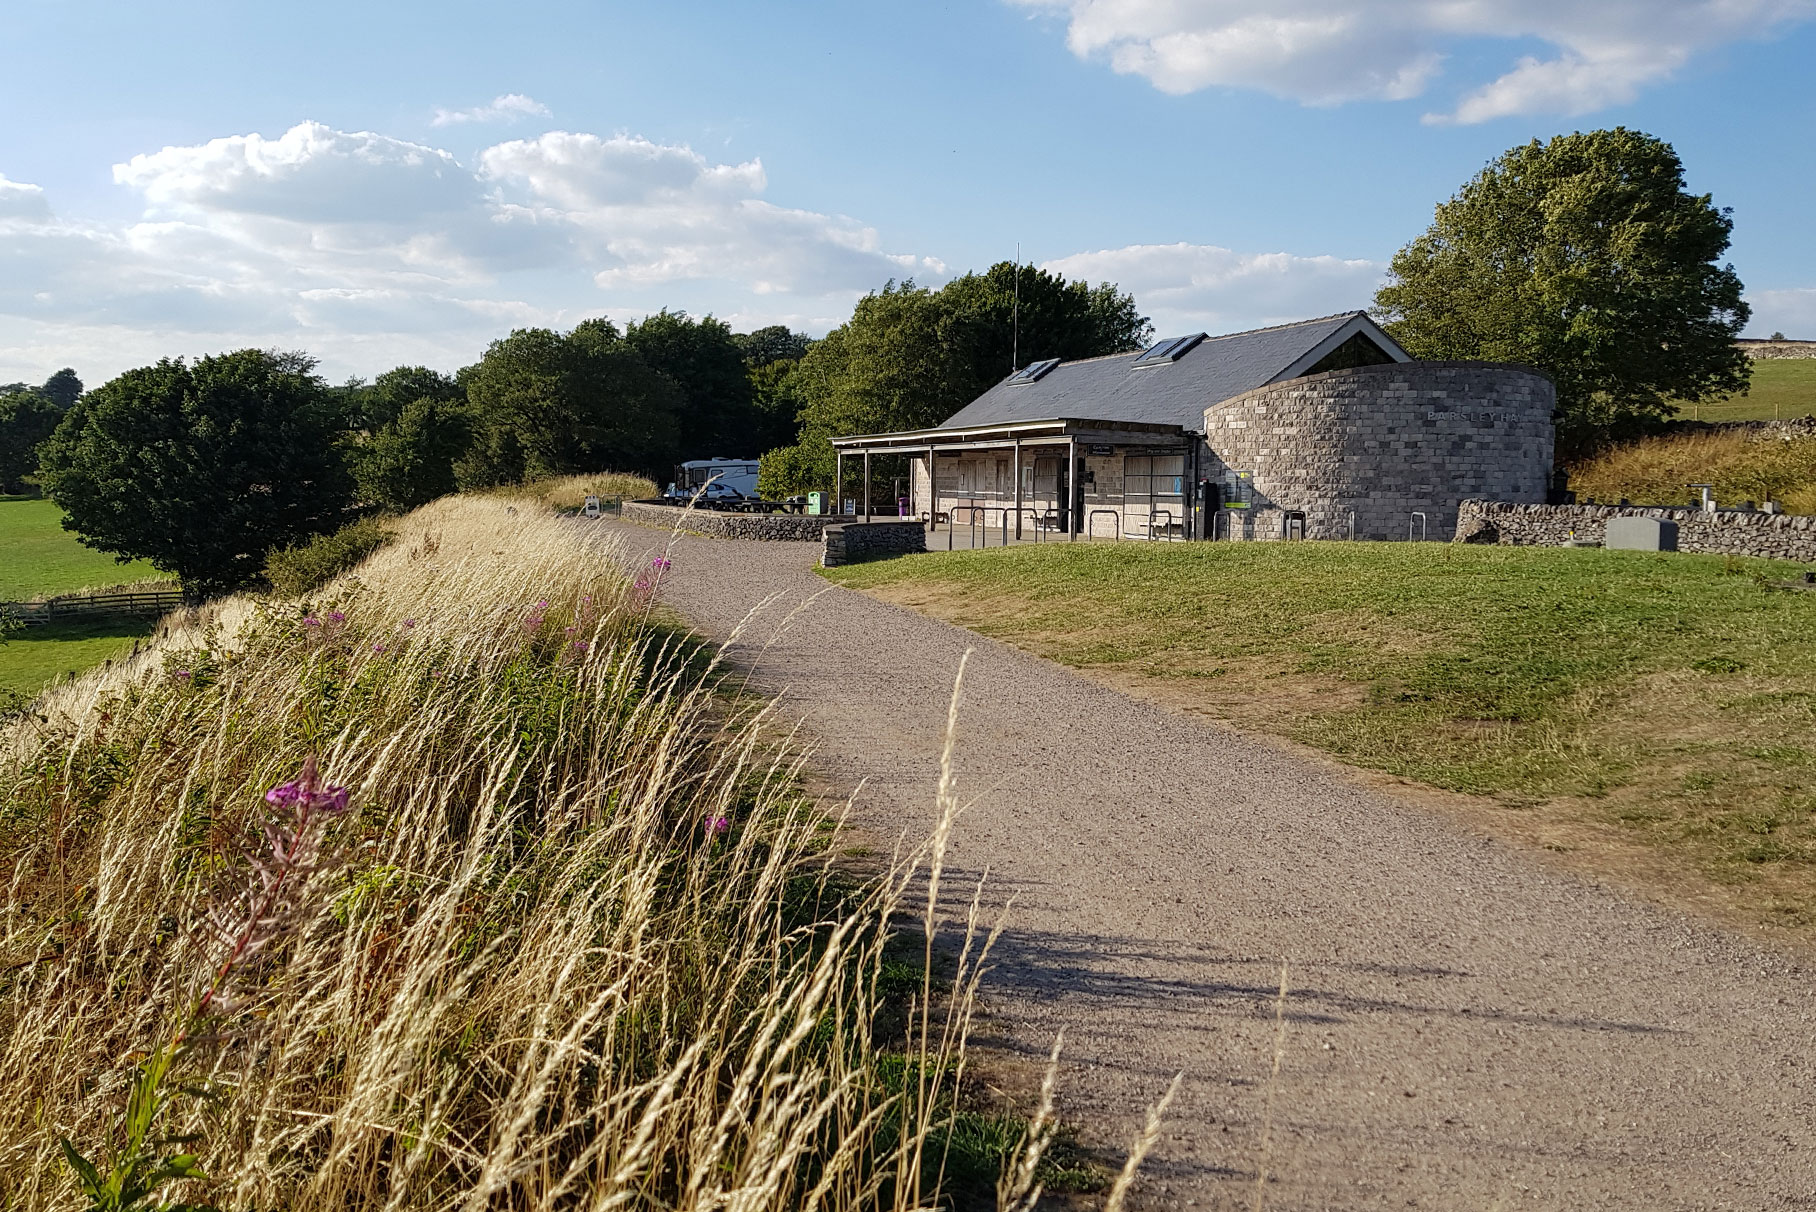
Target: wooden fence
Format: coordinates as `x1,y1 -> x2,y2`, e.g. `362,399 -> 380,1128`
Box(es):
4,588 -> 186,627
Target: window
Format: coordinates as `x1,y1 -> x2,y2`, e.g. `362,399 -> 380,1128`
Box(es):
1302,332 -> 1394,376
1006,357 -> 1060,385
1124,454 -> 1184,532
1131,333 -> 1205,368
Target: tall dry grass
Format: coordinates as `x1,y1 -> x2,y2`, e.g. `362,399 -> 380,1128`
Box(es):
1569,428 -> 1816,514
488,473 -> 659,514
0,496 -> 1002,1210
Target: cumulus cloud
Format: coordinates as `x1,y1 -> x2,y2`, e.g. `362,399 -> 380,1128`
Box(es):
1011,0 -> 1816,121
0,120 -> 938,381
431,93 -> 552,126
1043,242 -> 1386,334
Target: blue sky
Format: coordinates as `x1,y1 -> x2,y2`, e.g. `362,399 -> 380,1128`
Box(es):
4,0 -> 1814,383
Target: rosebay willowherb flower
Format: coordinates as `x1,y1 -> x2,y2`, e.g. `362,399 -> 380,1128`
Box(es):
60,757 -> 354,1212
196,756 -> 352,1020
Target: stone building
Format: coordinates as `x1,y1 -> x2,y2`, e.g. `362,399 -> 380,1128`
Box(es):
831,311 -> 1555,542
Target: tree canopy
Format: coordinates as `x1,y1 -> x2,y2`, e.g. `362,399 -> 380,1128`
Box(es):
458,319 -> 683,486
0,370 -> 81,494
623,310 -> 756,459
1372,128 -> 1751,457
39,350 -> 351,595
759,264 -> 1148,496
737,325 -> 813,368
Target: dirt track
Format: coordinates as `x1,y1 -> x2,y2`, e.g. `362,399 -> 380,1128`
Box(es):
595,519 -> 1816,1210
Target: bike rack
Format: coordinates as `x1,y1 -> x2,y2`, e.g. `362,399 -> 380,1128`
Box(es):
1145,508 -> 1180,541
1409,511 -> 1428,541
1087,509 -> 1122,540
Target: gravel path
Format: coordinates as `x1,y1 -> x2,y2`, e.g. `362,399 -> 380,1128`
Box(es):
596,519 -> 1816,1210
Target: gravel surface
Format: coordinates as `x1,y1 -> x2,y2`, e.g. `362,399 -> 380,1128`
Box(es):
594,519 -> 1816,1210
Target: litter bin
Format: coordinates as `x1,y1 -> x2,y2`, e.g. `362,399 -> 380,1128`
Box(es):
806,491 -> 826,516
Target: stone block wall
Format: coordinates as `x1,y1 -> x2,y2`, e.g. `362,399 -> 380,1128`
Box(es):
1739,339 -> 1816,360
1202,361 -> 1555,541
1456,500 -> 1816,561
821,521 -> 927,567
621,501 -> 840,541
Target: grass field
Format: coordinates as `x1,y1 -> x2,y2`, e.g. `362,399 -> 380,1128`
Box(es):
0,497 -> 166,701
1678,358 -> 1816,421
0,617 -> 155,701
825,541 -> 1816,933
0,496 -> 162,600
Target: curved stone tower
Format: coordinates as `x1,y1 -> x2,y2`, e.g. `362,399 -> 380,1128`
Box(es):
1201,361 -> 1555,540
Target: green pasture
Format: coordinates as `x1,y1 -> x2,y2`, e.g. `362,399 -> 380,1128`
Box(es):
1680,359 -> 1816,422
0,496 -> 163,600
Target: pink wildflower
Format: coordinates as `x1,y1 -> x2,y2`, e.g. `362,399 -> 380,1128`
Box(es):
327,610 -> 346,623
174,669 -> 193,681
372,643 -> 387,654
302,617 -> 321,628
401,618 -> 417,630
264,759 -> 351,816
651,555 -> 672,571
704,814 -> 730,836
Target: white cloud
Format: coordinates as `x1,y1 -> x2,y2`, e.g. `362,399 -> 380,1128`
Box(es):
0,173 -> 53,224
1042,242 -> 1386,334
431,93 -> 552,127
0,120 -> 938,382
1012,0 -> 1816,121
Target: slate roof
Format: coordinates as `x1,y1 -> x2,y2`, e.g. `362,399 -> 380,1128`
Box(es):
938,311 -> 1396,432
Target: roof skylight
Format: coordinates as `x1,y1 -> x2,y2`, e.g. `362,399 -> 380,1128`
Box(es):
1131,333 -> 1206,368
1006,357 -> 1060,385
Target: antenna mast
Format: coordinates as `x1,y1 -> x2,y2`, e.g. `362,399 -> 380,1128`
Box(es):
1012,242 -> 1020,373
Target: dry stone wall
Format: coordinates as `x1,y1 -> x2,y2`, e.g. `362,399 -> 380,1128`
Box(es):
1456,500 -> 1816,561
1201,362 -> 1555,541
621,501 -> 838,541
821,521 -> 927,567
1739,339 -> 1816,360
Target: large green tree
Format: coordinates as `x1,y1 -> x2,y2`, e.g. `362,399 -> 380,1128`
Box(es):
623,310 -> 754,458
759,265 -> 1148,497
1373,129 -> 1751,457
458,319 -> 682,485
39,350 -> 352,595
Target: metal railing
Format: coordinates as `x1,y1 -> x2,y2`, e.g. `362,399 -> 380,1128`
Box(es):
937,503 -> 1056,549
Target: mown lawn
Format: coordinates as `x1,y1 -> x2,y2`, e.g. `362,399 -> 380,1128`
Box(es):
1680,358 -> 1816,421
825,541 -> 1816,931
0,496 -> 163,600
